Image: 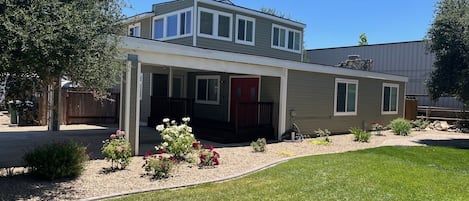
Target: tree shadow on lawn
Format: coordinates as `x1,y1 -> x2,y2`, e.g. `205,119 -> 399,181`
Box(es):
0,174 -> 78,201
412,138 -> 469,149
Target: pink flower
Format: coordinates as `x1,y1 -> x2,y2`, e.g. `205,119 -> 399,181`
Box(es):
116,130 -> 125,136
116,146 -> 124,152
110,134 -> 116,139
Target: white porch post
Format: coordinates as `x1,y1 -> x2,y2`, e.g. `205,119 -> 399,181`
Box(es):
123,61 -> 132,133
123,56 -> 141,156
133,62 -> 141,155
278,68 -> 288,140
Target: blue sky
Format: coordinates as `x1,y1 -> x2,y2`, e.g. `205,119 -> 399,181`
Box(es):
123,0 -> 438,49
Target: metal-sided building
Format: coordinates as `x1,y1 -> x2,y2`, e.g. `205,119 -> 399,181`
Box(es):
306,41 -> 463,109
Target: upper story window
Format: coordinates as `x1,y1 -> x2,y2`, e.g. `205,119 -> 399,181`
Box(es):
382,83 -> 399,114
272,24 -> 301,53
198,7 -> 232,41
334,78 -> 358,116
196,75 -> 220,105
128,23 -> 141,37
235,15 -> 255,46
153,8 -> 192,40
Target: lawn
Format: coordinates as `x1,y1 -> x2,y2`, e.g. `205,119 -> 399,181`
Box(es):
112,146 -> 469,201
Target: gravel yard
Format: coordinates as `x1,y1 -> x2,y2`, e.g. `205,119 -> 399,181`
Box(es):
1,127 -> 468,201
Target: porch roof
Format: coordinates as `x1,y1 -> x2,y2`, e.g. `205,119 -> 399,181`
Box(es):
119,36 -> 408,82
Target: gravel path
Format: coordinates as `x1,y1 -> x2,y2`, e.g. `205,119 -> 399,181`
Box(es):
1,129 -> 468,201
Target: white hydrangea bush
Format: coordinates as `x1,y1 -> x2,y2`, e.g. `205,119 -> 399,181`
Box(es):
155,117 -> 196,161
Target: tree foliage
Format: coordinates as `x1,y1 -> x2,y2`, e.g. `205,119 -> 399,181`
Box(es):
0,0 -> 126,98
260,8 -> 290,19
358,33 -> 368,46
426,0 -> 469,106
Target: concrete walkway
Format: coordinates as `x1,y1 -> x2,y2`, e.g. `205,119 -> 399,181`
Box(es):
0,124 -> 162,168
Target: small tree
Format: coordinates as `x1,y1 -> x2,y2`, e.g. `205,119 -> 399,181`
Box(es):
0,0 -> 126,130
426,0 -> 469,112
358,33 -> 368,46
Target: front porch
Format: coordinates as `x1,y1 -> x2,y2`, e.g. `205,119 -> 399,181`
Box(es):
147,96 -> 275,143
120,37 -> 288,154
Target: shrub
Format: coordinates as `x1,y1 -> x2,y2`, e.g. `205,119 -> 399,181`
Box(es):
314,128 -> 331,142
349,127 -> 371,143
143,153 -> 176,179
102,130 -> 132,170
156,117 -> 196,162
23,141 -> 89,180
370,121 -> 384,135
411,119 -> 430,131
250,138 -> 267,152
389,118 -> 412,136
193,143 -> 220,168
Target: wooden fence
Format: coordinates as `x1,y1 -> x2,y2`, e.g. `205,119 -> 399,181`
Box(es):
61,90 -> 119,124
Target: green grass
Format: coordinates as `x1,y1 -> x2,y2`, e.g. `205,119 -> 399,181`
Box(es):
112,146 -> 469,201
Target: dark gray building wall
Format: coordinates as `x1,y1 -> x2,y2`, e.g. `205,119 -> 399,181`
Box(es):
286,69 -> 405,134
306,41 -> 463,108
187,72 -> 230,122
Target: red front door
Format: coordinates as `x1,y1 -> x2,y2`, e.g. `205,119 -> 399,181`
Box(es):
230,77 -> 259,126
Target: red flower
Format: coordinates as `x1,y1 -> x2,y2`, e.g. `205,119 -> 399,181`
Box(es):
212,151 -> 220,159
192,141 -> 200,149
209,145 -> 214,150
143,150 -> 153,160
157,148 -> 166,154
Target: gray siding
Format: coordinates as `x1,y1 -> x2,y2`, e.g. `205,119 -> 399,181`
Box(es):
307,41 -> 463,108
153,0 -> 194,14
286,69 -> 405,134
196,3 -> 302,61
260,76 -> 280,134
187,72 -> 230,122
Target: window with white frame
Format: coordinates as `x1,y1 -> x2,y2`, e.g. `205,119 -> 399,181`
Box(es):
128,23 -> 141,37
272,24 -> 301,53
382,83 -> 399,114
334,78 -> 358,116
196,75 -> 220,104
235,15 -> 255,45
153,8 -> 192,40
198,7 -> 232,41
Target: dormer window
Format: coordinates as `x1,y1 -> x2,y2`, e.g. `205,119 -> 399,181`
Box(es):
198,7 -> 232,41
128,23 -> 141,37
272,24 -> 301,53
152,8 -> 192,40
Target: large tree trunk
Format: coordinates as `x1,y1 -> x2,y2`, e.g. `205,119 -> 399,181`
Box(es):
47,78 -> 61,131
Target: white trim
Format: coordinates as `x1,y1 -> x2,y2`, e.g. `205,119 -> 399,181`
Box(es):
235,15 -> 255,46
193,0 -> 198,46
195,75 -> 221,105
334,78 -> 359,116
227,75 -> 261,122
381,83 -> 400,115
128,22 -> 141,37
134,62 -> 141,155
271,24 -> 302,53
120,37 -> 408,82
139,72 -> 143,100
124,61 -> 131,141
152,7 -> 193,41
121,12 -> 154,24
196,0 -> 306,29
278,68 -> 288,140
197,7 -> 233,42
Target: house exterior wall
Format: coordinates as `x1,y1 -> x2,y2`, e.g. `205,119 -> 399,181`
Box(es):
187,72 -> 230,122
306,41 -> 463,108
196,2 -> 302,61
286,69 -> 405,134
127,0 -> 303,61
260,76 -> 280,135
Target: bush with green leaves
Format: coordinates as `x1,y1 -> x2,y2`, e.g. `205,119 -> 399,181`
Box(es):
314,128 -> 331,142
349,127 -> 371,143
411,119 -> 430,131
250,138 -> 267,152
389,118 -> 412,136
143,153 -> 176,179
101,130 -> 132,170
156,117 -> 196,162
23,141 -> 89,180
